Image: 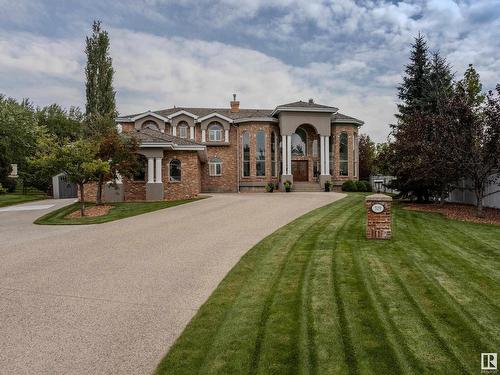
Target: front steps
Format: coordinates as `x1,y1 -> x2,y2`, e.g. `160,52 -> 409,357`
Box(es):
291,181 -> 323,192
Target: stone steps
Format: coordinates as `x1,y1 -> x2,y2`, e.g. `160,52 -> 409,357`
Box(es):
292,182 -> 323,192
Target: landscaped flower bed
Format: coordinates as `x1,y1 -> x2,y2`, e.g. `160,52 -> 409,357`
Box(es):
403,202 -> 500,226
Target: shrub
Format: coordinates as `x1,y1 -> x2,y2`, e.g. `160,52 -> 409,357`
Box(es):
1,177 -> 17,193
342,180 -> 357,192
0,183 -> 6,194
265,182 -> 274,193
363,180 -> 372,192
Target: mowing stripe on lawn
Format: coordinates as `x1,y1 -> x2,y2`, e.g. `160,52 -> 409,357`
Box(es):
156,194 -> 500,374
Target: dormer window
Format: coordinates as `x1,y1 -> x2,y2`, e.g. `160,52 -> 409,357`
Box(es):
143,120 -> 159,131
208,122 -> 223,142
178,122 -> 188,139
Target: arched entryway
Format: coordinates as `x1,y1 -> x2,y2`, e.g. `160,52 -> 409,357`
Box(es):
290,124 -> 320,182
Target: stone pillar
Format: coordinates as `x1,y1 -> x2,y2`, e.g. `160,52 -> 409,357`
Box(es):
224,129 -> 229,143
324,135 -> 330,175
190,126 -> 195,140
155,157 -> 162,183
172,125 -> 177,136
147,157 -> 154,183
201,129 -> 206,143
320,135 -> 325,175
366,194 -> 392,239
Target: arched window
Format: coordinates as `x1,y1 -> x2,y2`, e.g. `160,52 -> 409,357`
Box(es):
143,120 -> 159,131
256,131 -> 266,176
208,122 -> 223,142
271,131 -> 277,177
209,157 -> 222,176
169,159 -> 181,182
133,155 -> 147,181
178,121 -> 188,139
291,128 -> 307,156
339,132 -> 348,176
242,131 -> 250,177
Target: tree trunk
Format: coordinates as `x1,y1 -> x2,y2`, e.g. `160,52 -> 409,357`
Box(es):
439,190 -> 447,206
475,186 -> 484,218
96,174 -> 104,205
79,182 -> 86,217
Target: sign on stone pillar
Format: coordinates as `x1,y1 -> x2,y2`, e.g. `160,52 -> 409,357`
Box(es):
365,193 -> 392,239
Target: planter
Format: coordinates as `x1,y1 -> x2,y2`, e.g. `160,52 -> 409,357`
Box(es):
324,185 -> 330,192
285,187 -> 291,192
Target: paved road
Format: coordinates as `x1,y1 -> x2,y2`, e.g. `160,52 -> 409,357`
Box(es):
0,193 -> 344,374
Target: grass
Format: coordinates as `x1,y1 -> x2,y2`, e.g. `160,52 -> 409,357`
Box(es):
156,194 -> 500,375
34,198 -> 202,225
0,192 -> 47,207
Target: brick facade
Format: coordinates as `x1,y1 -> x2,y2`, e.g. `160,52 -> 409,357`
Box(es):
365,194 -> 392,239
163,150 -> 201,199
114,101 -> 362,200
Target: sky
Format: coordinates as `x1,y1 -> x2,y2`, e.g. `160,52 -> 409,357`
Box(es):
1,0 -> 499,142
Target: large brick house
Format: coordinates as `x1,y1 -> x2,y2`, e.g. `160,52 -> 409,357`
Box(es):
93,97 -> 363,201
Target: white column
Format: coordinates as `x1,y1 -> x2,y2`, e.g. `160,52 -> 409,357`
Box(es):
325,136 -> 330,175
201,129 -> 206,143
224,129 -> 229,143
155,157 -> 162,183
172,125 -> 177,136
281,135 -> 287,175
190,126 -> 195,140
287,135 -> 292,176
147,157 -> 154,183
320,135 -> 325,175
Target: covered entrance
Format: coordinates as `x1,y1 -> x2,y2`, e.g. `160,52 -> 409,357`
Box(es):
292,160 -> 308,181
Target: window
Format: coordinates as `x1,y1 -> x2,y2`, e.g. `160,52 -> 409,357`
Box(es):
209,157 -> 222,176
339,132 -> 348,176
133,155 -> 147,181
291,128 -> 306,156
242,131 -> 250,177
256,131 -> 266,176
143,120 -> 159,131
208,122 -> 223,142
169,159 -> 181,182
178,122 -> 188,139
271,131 -> 277,177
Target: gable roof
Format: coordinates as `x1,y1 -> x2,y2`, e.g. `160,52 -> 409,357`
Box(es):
117,102 -> 362,126
129,128 -> 204,147
277,100 -> 338,110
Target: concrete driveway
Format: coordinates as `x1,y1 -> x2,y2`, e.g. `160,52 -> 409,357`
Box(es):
0,192 -> 344,374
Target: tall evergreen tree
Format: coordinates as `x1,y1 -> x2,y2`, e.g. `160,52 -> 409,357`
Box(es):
396,33 -> 431,120
85,20 -> 116,126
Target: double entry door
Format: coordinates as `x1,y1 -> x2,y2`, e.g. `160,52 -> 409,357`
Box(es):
291,160 -> 308,181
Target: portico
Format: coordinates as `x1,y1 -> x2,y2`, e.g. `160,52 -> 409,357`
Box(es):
273,101 -> 338,189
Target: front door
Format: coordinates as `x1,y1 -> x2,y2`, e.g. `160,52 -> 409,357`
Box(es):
292,160 -> 308,181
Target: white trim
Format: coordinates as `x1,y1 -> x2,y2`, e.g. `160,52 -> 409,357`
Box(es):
139,143 -> 206,151
167,110 -> 199,120
189,126 -> 195,140
131,111 -> 169,123
271,106 -> 338,117
201,129 -> 206,143
224,129 -> 229,143
332,119 -> 364,125
233,117 -> 279,124
172,125 -> 177,136
196,112 -> 234,123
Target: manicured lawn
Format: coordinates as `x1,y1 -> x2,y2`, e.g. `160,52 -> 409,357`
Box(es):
156,194 -> 499,374
35,198 -> 202,225
0,193 -> 47,207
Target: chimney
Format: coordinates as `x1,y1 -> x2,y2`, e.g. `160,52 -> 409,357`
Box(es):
230,93 -> 240,113
308,98 -> 314,104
